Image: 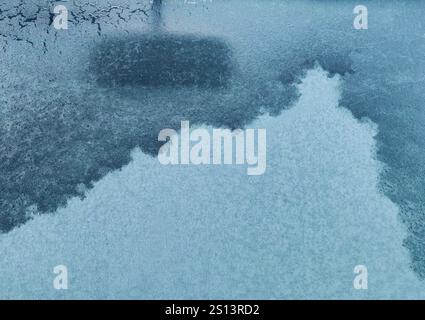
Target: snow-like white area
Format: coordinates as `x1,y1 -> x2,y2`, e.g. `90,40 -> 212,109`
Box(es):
0,67 -> 423,299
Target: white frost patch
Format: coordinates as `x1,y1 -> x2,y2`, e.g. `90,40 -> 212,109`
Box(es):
0,67 -> 423,299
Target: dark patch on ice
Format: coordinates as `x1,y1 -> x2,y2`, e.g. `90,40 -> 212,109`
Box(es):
0,35 -> 299,233
0,30 -> 355,234
91,33 -> 234,88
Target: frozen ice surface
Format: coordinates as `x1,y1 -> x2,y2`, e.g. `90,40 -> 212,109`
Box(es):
2,0 -> 425,296
0,67 -> 422,299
